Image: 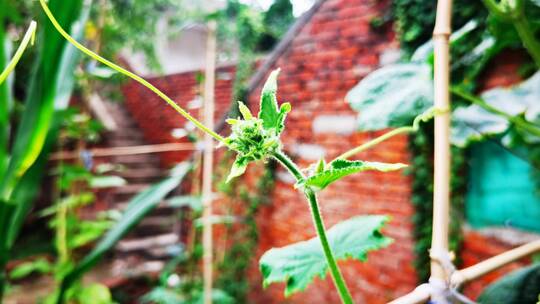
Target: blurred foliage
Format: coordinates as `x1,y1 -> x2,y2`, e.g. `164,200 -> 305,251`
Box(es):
389,0 -> 540,282
90,0 -> 182,71
215,155 -> 276,303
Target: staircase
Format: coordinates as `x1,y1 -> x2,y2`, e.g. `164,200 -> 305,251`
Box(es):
103,101 -> 185,275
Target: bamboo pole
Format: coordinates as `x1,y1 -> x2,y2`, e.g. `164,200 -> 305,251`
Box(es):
49,143 -> 195,160
430,0 -> 453,298
451,239 -> 540,286
388,239 -> 540,304
202,20 -> 217,304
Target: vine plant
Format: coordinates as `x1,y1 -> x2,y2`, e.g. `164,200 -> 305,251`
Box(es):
37,0 -> 446,302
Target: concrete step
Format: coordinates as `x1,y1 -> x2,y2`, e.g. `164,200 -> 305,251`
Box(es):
108,138 -> 147,147
114,183 -> 152,196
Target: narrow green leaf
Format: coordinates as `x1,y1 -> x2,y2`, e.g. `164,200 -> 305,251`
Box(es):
226,158 -> 248,183
56,162 -> 191,301
300,159 -> 407,190
0,0 -> 86,201
237,101 -> 253,120
259,215 -> 392,296
259,68 -> 281,130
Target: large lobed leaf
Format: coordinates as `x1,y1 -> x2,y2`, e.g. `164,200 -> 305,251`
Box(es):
299,159 -> 407,191
346,63 -> 433,131
259,215 -> 392,296
452,71 -> 540,146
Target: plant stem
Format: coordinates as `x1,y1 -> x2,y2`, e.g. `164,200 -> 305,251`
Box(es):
482,0 -> 540,68
38,0 -> 226,145
333,107 -> 444,162
273,151 -> 354,304
334,126 -> 414,161
512,17 -> 540,68
451,87 -> 540,137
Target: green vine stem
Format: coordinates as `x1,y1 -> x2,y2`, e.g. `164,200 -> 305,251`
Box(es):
38,0 -> 226,144
512,16 -> 540,67
0,21 -> 37,85
482,0 -> 540,67
272,151 -> 354,304
450,87 -> 540,137
334,108 -> 444,162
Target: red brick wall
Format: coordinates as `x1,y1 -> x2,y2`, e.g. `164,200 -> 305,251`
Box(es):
120,1 -> 536,302
122,65 -> 235,167
245,0 -> 417,302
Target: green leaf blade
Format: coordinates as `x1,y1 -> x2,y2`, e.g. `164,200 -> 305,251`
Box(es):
301,159 -> 407,190
259,68 -> 282,130
259,215 -> 392,296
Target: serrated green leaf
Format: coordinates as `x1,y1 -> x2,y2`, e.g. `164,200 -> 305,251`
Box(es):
259,68 -> 282,130
259,215 -> 392,297
301,159 -> 407,190
237,101 -> 253,120
226,158 -> 248,183
346,63 -> 434,131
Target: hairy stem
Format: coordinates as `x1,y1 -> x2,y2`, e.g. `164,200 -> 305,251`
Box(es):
451,87 -> 540,137
333,107 -> 443,162
273,151 -> 354,304
38,0 -> 226,144
334,126 -> 414,161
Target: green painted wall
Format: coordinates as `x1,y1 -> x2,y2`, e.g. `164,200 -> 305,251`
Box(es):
466,141 -> 540,233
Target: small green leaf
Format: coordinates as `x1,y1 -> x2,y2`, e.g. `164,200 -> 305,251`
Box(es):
276,102 -> 292,133
9,258 -> 53,279
315,158 -> 325,174
237,101 -> 253,120
77,283 -> 113,304
226,118 -> 239,125
259,215 -> 392,296
300,159 -> 407,190
226,158 -> 248,183
259,69 -> 282,130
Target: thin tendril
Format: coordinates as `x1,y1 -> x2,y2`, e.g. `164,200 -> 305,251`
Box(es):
333,107 -> 446,161
38,0 -> 226,144
0,21 -> 37,85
